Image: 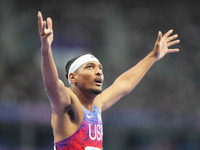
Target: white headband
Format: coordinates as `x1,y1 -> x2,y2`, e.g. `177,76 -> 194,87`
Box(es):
68,54 -> 100,84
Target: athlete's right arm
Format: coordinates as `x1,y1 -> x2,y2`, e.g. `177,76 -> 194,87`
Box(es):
38,11 -> 71,114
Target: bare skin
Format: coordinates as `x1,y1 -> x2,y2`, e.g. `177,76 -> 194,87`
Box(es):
38,11 -> 180,142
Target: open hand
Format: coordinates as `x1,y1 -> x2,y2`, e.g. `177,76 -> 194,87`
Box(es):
153,29 -> 180,61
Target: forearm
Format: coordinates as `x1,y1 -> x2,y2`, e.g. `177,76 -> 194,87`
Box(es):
101,30 -> 180,111
115,51 -> 156,94
117,29 -> 180,94
41,48 -> 60,90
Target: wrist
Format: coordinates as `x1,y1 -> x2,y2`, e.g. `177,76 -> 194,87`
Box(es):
41,47 -> 51,56
41,44 -> 50,51
150,49 -> 159,61
147,50 -> 157,62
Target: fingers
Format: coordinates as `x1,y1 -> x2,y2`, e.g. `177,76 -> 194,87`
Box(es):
166,34 -> 178,43
38,11 -> 53,37
165,31 -> 180,47
47,17 -> 53,30
166,31 -> 180,53
168,48 -> 180,53
167,39 -> 180,47
154,31 -> 162,50
38,14 -> 42,33
161,29 -> 180,48
157,31 -> 162,43
39,21 -> 46,37
163,29 -> 173,39
38,11 -> 43,33
38,11 -> 43,22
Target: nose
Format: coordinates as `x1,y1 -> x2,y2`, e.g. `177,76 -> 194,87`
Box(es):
96,67 -> 103,76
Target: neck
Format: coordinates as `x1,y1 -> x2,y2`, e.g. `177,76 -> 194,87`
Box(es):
71,86 -> 97,111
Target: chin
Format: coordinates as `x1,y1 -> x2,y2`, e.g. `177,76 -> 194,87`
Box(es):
89,89 -> 102,95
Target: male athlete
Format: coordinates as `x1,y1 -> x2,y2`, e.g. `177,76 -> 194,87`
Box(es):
38,11 -> 180,150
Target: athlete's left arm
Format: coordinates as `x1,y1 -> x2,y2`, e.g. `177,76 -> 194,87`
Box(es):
97,29 -> 180,111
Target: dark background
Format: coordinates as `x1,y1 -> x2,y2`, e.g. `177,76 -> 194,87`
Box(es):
0,0 -> 200,149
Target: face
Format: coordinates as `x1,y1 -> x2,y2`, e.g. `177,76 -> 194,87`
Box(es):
74,61 -> 104,95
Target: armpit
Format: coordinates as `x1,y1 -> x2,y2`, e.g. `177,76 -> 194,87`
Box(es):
64,105 -> 75,120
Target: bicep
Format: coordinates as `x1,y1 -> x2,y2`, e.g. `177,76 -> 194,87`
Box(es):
45,79 -> 71,114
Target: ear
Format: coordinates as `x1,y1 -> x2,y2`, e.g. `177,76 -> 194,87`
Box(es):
69,73 -> 77,83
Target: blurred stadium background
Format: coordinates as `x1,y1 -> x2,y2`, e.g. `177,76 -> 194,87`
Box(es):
0,0 -> 200,149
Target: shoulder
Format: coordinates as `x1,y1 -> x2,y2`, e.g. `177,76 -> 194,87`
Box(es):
50,87 -> 82,115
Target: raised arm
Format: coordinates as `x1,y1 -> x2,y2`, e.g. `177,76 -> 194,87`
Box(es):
99,29 -> 180,111
38,11 -> 70,113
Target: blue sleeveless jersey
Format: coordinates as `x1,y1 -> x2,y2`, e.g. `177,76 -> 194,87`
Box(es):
54,105 -> 103,150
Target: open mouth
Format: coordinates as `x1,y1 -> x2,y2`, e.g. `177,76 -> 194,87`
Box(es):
94,78 -> 103,86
